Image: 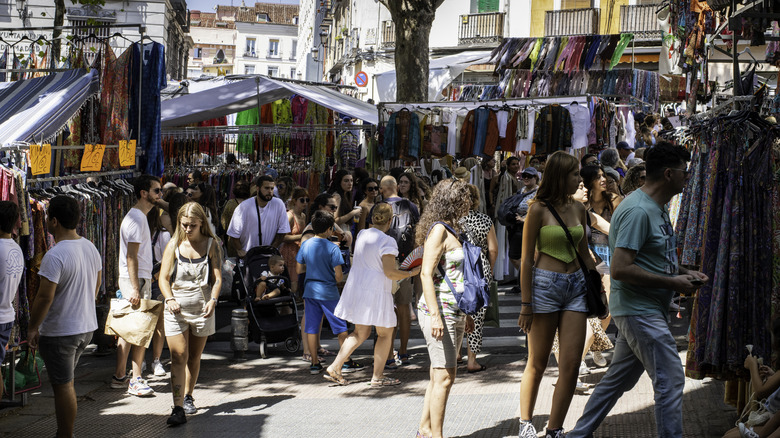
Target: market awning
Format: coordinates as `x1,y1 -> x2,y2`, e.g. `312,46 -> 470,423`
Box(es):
0,68 -> 100,146
160,76 -> 378,127
374,51 -> 493,102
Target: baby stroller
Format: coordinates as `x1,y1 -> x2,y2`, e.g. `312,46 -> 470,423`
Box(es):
236,246 -> 300,358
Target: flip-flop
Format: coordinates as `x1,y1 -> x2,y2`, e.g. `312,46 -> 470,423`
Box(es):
368,376 -> 401,387
323,368 -> 348,386
467,365 -> 488,374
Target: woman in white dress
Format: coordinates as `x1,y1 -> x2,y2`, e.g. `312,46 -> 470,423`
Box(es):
325,203 -> 421,386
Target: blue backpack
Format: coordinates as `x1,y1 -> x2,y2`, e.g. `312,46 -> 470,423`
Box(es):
434,221 -> 489,315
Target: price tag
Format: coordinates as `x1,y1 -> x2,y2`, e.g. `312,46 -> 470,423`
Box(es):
119,140 -> 136,167
80,144 -> 106,172
29,144 -> 52,176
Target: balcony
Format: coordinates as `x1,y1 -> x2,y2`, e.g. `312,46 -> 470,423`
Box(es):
545,8 -> 599,36
620,4 -> 663,41
458,12 -> 505,46
381,20 -> 395,48
244,51 -> 258,58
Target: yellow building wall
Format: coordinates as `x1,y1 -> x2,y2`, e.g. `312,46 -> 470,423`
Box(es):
599,0 -> 630,35
531,0 -> 555,38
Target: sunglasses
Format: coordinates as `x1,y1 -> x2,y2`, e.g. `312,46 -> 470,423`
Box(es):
298,197 -> 310,203
185,191 -> 193,197
521,174 -> 535,179
586,160 -> 601,166
327,205 -> 338,211
366,186 -> 379,192
150,188 -> 162,194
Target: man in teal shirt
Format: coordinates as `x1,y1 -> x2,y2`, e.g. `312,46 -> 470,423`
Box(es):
569,142 -> 709,438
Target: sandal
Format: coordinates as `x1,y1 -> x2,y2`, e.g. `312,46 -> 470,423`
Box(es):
368,376 -> 401,387
398,353 -> 411,365
318,348 -> 336,357
323,368 -> 348,386
302,353 -> 327,363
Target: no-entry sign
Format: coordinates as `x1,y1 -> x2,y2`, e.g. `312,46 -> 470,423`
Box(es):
354,71 -> 368,87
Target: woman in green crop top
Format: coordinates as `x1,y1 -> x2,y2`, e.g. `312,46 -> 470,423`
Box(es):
516,151 -> 603,438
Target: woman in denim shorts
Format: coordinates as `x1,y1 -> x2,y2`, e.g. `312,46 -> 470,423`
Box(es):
516,151 -> 603,438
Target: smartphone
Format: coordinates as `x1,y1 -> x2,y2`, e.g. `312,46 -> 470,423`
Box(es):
690,278 -> 704,287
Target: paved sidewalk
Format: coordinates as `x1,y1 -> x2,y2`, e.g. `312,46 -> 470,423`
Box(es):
0,289 -> 738,437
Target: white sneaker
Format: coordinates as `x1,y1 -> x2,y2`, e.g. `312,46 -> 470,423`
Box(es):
519,420 -> 537,438
152,359 -> 166,376
578,361 -> 590,375
127,377 -> 154,396
591,351 -> 607,367
739,422 -> 759,438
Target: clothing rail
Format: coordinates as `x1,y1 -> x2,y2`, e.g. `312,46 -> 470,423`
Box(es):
380,94 -> 651,111
161,124 -> 372,136
690,96 -> 755,121
0,144 -> 121,151
27,169 -> 136,184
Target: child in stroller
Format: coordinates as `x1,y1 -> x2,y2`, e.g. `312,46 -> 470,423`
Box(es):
251,255 -> 292,315
241,247 -> 300,357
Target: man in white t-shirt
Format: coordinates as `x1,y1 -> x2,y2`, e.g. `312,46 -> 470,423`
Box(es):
0,201 -> 23,400
113,175 -> 161,397
227,175 -> 291,256
27,196 -> 102,438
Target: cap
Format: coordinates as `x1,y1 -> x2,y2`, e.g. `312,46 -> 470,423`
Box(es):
521,167 -> 539,178
453,166 -> 470,180
617,141 -> 634,150
603,166 -> 620,181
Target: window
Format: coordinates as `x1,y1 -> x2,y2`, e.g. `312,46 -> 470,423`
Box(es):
293,16 -> 299,25
193,48 -> 202,59
290,67 -> 296,78
257,13 -> 269,22
245,38 -> 256,56
291,40 -> 297,59
471,0 -> 500,12
268,66 -> 279,77
245,65 -> 255,74
268,39 -> 280,57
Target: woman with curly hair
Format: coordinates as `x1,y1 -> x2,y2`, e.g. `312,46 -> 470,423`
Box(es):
621,163 -> 646,195
415,178 -> 475,438
517,151 -> 600,438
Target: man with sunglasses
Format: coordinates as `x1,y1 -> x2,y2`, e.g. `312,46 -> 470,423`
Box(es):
113,175 -> 162,397
568,142 -> 708,437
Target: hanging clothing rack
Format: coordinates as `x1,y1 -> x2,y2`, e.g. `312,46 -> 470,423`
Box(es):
161,123 -> 373,137
26,169 -> 137,184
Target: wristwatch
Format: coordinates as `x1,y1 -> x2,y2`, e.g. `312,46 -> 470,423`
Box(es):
210,297 -> 218,302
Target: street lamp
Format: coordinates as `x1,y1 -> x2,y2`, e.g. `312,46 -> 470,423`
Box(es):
16,0 -> 31,21
311,46 -> 319,61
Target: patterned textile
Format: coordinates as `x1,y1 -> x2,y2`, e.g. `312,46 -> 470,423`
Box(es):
418,248 -> 466,321
100,43 -> 132,146
130,42 -> 166,176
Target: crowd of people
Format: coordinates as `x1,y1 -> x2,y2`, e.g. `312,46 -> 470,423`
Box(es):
4,116 -> 775,438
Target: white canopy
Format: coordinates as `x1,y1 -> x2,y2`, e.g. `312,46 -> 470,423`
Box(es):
374,51 -> 493,102
160,76 -> 378,126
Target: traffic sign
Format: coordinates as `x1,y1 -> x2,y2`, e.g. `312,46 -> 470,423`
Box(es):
354,71 -> 368,87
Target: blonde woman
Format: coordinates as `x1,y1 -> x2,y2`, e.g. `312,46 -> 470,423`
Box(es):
324,203 -> 420,386
159,202 -> 222,426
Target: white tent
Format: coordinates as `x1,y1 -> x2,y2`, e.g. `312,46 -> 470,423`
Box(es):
160,76 -> 378,127
374,51 -> 493,102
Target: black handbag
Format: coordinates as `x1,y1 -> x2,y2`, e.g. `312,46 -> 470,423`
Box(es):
545,203 -> 609,319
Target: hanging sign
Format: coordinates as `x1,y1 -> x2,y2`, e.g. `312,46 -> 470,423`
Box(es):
29,144 -> 52,176
354,71 -> 368,88
80,144 -> 106,172
119,140 -> 136,167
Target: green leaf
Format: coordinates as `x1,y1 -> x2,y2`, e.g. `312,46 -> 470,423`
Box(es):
38,51 -> 45,58
41,12 -> 46,17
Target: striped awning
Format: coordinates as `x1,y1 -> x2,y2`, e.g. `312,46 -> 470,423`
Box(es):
0,68 -> 100,146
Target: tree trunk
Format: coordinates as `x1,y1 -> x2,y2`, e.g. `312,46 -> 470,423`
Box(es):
52,0 -> 65,66
381,1 -> 444,103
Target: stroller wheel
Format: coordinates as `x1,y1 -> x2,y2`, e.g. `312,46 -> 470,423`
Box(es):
285,337 -> 300,353
259,340 -> 267,359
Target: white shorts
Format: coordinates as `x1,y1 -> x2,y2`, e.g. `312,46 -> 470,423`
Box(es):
164,287 -> 216,337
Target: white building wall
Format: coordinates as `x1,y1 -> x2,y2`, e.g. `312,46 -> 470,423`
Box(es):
507,0 -> 533,38
236,22 -> 298,78
297,0 -> 319,81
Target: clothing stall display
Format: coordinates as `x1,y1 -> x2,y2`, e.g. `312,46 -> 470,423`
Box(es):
533,104 -> 573,153
673,112 -> 780,379
381,109 -> 420,161
489,34 -> 635,73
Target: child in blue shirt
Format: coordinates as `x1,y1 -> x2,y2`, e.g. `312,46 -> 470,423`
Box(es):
297,211 -> 360,374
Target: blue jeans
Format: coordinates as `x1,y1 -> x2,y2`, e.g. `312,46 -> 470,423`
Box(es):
568,314 -> 685,438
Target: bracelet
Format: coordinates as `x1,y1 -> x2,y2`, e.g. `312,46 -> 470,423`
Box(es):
520,302 -> 532,306
165,297 -> 176,303
210,297 -> 218,302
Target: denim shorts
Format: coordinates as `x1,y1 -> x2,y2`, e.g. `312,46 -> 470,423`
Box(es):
531,267 -> 588,313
